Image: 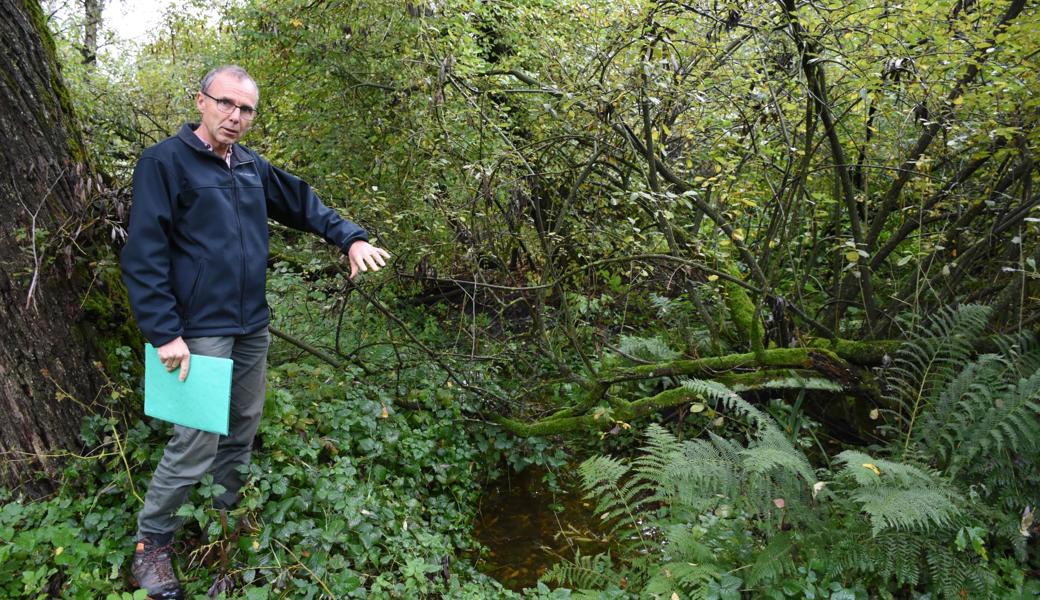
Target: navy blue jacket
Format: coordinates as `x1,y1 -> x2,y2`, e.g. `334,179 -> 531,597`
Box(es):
121,124 -> 368,346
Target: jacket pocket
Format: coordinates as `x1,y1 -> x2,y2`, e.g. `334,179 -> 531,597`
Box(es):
184,259 -> 207,325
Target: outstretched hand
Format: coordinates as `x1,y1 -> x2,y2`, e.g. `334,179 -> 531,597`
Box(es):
347,240 -> 390,279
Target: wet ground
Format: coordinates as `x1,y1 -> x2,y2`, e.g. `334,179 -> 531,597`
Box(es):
471,466 -> 611,591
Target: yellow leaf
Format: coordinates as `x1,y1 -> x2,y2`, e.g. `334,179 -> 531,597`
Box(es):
707,274 -> 719,282
689,402 -> 706,413
671,593 -> 680,600
845,251 -> 861,262
380,405 -> 389,419
290,18 -> 303,27
54,546 -> 64,556
863,463 -> 881,476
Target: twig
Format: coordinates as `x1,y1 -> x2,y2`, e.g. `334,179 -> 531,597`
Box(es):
269,326 -> 344,370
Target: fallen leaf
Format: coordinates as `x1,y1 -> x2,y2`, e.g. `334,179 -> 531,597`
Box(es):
863,463 -> 881,476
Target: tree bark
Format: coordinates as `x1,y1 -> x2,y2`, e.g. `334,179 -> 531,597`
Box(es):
81,0 -> 102,67
0,0 -> 107,492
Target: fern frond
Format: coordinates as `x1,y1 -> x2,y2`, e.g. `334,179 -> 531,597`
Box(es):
741,428 -> 815,485
745,531 -> 797,587
885,305 -> 991,445
736,375 -> 844,393
914,355 -> 1007,466
633,423 -> 685,475
539,550 -> 618,591
851,486 -> 960,535
660,524 -> 714,564
663,438 -> 741,508
991,330 -> 1040,377
643,561 -> 716,599
619,334 -> 681,361
947,368 -> 1040,475
837,450 -> 961,534
837,450 -> 938,488
873,533 -> 924,585
680,378 -> 770,430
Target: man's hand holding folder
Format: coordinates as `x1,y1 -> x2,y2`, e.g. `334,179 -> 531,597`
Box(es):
156,337 -> 192,381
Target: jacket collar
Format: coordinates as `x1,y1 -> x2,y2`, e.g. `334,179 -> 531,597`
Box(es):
177,123 -> 253,166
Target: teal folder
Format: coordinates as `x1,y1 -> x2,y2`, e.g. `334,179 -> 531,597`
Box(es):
143,343 -> 233,435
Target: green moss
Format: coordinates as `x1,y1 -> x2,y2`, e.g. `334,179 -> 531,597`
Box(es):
806,338 -> 900,366
77,256 -> 144,381
607,347 -> 819,383
721,259 -> 764,355
21,0 -> 89,164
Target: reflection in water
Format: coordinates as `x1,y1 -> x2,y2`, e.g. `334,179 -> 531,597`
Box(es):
472,466 -> 611,591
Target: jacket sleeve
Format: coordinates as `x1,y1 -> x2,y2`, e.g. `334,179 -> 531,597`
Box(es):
120,156 -> 183,346
260,158 -> 368,251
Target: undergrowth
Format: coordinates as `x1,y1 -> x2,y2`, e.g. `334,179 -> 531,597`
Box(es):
0,311 -> 531,598
542,306 -> 1040,599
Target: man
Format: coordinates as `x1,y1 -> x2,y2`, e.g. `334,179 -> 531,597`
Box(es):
121,65 -> 389,599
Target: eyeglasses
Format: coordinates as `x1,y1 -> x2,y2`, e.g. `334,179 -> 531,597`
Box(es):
201,91 -> 258,120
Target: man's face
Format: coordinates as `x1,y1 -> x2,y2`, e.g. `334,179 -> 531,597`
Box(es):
195,72 -> 259,149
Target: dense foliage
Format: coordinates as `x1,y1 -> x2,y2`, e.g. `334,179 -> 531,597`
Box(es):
549,307 -> 1039,598
3,0 -> 1038,597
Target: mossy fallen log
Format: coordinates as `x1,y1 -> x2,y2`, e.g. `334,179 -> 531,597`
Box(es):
498,345 -> 882,436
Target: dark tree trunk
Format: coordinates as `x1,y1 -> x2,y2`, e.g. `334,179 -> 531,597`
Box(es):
81,0 -> 102,66
0,0 -> 107,492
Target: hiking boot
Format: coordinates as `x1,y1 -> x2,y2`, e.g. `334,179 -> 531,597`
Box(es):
131,538 -> 183,600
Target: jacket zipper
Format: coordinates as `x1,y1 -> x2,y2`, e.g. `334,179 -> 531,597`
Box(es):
230,155 -> 247,333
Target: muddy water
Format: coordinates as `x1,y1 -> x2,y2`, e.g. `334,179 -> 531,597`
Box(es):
472,466 -> 611,591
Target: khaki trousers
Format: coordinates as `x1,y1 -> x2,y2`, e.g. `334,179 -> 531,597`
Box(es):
136,327 -> 270,539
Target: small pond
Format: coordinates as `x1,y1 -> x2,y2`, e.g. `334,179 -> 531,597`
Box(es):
472,466 -> 611,591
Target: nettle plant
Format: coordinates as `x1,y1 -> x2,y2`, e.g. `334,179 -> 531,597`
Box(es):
543,306 -> 1040,599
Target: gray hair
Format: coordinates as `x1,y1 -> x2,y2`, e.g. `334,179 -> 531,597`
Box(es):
200,65 -> 259,101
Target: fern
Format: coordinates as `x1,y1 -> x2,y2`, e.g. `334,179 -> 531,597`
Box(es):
884,304 -> 991,450
553,333 -> 1039,597
570,388 -> 825,596
828,532 -> 942,589
740,427 -> 815,485
744,531 -> 797,587
618,334 -> 680,362
680,378 -> 770,430
836,450 -> 960,535
539,550 -> 619,591
731,375 -> 844,393
888,311 -> 1040,514
643,561 -> 716,599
